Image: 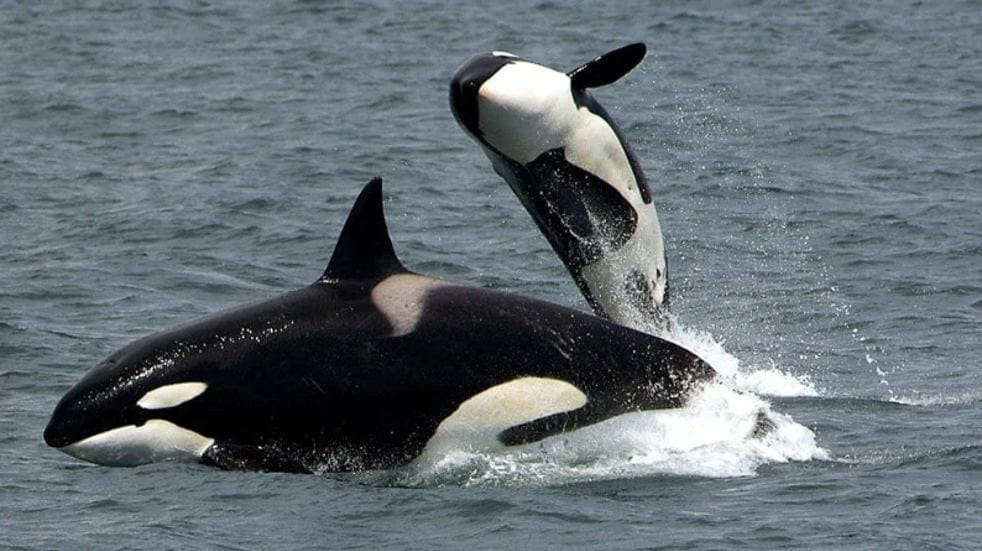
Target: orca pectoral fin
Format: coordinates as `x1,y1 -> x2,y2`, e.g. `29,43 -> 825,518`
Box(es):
497,403 -> 602,447
526,149 -> 639,259
567,43 -> 646,89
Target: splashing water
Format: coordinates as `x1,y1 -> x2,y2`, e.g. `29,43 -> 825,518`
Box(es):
377,80 -> 831,486
666,316 -> 820,398
392,320 -> 827,488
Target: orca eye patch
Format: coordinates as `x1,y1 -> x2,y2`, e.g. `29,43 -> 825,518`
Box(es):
137,382 -> 208,410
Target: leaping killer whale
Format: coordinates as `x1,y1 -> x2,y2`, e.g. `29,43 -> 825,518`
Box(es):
44,178 -> 715,473
450,43 -> 668,331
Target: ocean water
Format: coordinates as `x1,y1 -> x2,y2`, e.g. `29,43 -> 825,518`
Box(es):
2,1 -> 980,549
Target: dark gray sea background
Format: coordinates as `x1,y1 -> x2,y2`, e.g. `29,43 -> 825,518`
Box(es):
2,1 -> 980,549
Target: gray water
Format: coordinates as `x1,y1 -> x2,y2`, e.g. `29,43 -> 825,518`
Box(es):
2,1 -> 980,549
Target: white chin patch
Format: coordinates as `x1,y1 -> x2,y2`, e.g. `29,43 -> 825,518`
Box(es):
475,59 -> 647,208
417,377 -> 587,463
60,420 -> 214,467
137,382 -> 208,410
477,62 -> 574,164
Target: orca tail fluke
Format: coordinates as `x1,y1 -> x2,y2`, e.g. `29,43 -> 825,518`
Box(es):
320,178 -> 408,282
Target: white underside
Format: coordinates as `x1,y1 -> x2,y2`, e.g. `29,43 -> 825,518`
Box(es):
580,204 -> 667,330
477,61 -> 647,207
60,419 -> 214,467
416,377 -> 587,464
476,60 -> 667,325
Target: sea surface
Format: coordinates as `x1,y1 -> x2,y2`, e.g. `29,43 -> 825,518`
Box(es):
2,1 -> 980,549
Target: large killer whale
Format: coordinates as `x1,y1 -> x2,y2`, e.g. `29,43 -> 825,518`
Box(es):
450,43 -> 668,331
44,178 -> 715,473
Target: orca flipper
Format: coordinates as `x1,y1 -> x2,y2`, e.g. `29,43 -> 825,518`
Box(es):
320,177 -> 409,282
567,43 -> 646,90
497,404 -> 600,447
525,148 -> 639,267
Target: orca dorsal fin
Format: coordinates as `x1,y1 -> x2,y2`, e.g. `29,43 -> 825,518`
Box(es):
567,43 -> 646,90
320,177 -> 407,282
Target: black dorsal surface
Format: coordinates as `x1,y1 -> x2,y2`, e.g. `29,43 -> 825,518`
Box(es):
567,43 -> 646,90
320,178 -> 408,282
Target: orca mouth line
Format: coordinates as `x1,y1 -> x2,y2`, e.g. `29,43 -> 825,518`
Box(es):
45,420 -> 115,450
44,406 -> 149,450
44,419 -> 83,449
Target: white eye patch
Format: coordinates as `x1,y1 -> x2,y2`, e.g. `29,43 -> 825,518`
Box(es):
137,382 -> 208,410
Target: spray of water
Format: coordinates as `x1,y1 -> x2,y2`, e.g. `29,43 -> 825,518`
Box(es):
393,318 -> 827,488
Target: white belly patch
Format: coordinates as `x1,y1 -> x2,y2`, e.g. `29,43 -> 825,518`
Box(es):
417,377 -> 588,462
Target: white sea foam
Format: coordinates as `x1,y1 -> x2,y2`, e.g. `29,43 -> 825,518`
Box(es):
667,320 -> 820,398
403,322 -> 828,488
888,391 -> 982,407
